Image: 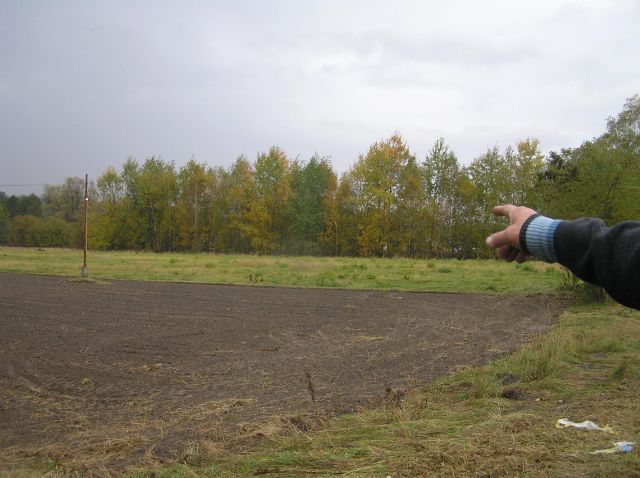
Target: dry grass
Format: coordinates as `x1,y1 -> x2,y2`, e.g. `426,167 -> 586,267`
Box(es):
169,399 -> 256,422
5,303 -> 639,477
116,302 -> 640,478
352,335 -> 388,343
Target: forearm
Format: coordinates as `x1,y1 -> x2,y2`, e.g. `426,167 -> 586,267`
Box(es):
522,215 -> 640,309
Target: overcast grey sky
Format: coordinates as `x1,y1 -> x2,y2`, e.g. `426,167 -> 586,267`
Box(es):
1,0 -> 638,195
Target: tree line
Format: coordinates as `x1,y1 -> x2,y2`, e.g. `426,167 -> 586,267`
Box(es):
1,95 -> 638,258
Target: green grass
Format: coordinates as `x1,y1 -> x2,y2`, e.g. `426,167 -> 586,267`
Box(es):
123,303 -> 640,478
0,246 -> 564,294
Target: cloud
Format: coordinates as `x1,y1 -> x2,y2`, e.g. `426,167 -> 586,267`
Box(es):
0,0 -> 638,193
0,78 -> 11,97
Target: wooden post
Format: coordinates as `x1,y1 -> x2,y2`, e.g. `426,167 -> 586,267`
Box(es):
81,174 -> 89,277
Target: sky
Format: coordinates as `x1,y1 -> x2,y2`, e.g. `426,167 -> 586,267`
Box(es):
0,0 -> 638,195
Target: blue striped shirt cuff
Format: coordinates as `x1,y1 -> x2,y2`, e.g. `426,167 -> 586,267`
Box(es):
524,215 -> 561,263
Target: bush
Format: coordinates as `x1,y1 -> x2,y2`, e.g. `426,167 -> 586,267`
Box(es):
7,215 -> 75,247
37,217 -> 74,247
560,269 -> 607,303
0,203 -> 8,244
8,215 -> 40,246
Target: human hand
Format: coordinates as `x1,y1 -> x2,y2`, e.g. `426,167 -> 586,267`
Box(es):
485,204 -> 537,263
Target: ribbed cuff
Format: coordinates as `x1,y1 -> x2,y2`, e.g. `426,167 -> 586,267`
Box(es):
519,214 -> 540,255
522,215 -> 561,263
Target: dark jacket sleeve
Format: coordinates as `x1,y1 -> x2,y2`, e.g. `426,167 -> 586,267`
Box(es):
554,219 -> 640,309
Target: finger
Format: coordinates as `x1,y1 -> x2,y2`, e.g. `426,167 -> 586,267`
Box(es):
515,250 -> 530,263
496,246 -> 511,261
496,244 -> 512,260
486,227 -> 513,248
506,246 -> 520,262
493,204 -> 515,219
496,245 -> 518,262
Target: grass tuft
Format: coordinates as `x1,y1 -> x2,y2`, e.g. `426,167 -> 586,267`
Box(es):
610,359 -> 630,380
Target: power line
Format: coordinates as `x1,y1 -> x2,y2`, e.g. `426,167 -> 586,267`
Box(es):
0,184 -> 48,187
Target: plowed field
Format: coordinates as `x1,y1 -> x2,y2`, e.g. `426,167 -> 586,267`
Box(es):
0,273 -> 559,472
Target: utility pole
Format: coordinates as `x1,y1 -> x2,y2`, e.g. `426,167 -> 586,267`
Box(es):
81,174 -> 89,278
194,182 -> 198,251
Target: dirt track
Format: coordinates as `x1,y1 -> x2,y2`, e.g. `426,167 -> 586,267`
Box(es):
0,273 -> 560,472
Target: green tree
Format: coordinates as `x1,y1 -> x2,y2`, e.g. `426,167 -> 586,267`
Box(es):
121,157 -> 178,251
286,155 -> 336,255
246,147 -> 291,254
544,140 -> 639,223
465,146 -> 512,256
349,134 -> 415,256
321,173 -> 359,256
423,138 -> 464,256
223,156 -> 254,253
91,167 -> 126,249
604,94 -> 640,153
202,166 -> 231,252
395,155 -> 428,256
6,194 -> 42,218
97,167 -> 124,208
42,177 -> 85,221
601,94 -> 640,220
36,217 -> 73,247
450,173 -> 479,258
0,202 -> 8,243
176,159 -> 213,251
511,139 -> 545,207
537,96 -> 640,223
8,215 -> 40,246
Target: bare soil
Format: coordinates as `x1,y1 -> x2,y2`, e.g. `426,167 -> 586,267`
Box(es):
0,273 -> 560,473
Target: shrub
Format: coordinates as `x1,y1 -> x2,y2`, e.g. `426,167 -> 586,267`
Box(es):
560,269 -> 607,303
8,215 -> 40,246
0,203 -> 8,244
37,217 -> 73,247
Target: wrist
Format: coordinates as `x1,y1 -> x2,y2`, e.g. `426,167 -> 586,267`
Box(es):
519,214 -> 540,254
521,215 -> 562,263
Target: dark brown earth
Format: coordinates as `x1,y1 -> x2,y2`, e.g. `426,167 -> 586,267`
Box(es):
0,273 -> 560,473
